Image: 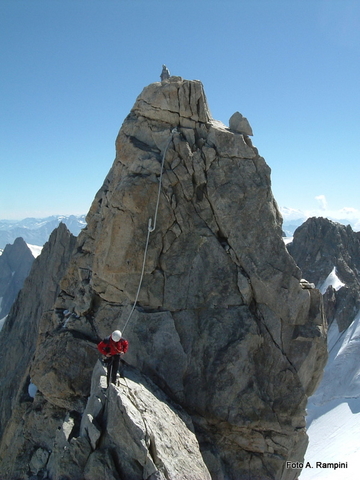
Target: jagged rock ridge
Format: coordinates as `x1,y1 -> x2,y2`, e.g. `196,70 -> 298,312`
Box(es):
288,216 -> 360,332
287,217 -> 360,470
0,237 -> 34,320
0,224 -> 77,463
0,77 -> 327,480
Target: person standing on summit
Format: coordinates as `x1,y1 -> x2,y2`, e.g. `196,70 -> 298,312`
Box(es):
97,330 -> 129,386
160,64 -> 170,81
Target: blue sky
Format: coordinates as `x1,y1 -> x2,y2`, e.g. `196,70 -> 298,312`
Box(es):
1,0 -> 360,221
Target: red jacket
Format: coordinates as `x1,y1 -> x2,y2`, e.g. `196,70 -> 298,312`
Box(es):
97,336 -> 129,356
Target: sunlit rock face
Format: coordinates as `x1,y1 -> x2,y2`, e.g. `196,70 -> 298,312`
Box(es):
0,77 -> 327,480
0,224 -> 76,476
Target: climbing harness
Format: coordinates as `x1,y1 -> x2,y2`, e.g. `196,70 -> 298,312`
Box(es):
121,128 -> 177,334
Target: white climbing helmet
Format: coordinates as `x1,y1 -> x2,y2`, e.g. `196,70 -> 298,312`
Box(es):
111,330 -> 122,342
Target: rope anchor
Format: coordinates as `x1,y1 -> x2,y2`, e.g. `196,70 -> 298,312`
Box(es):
122,128 -> 177,333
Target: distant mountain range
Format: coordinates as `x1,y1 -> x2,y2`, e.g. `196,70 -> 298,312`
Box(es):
0,215 -> 86,249
0,208 -> 359,251
280,206 -> 360,237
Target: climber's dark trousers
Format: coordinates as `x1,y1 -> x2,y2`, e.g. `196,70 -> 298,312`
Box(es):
106,355 -> 121,386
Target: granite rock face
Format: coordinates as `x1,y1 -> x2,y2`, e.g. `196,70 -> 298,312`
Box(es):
288,216 -> 360,332
80,361 -> 211,480
0,237 -> 34,320
0,77 -> 327,480
0,223 -> 77,473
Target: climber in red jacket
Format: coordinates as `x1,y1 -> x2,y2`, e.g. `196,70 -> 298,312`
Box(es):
97,330 -> 129,386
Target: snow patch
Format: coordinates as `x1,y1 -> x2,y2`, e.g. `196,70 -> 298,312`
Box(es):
283,236 -> 293,245
319,266 -> 345,294
27,243 -> 43,258
0,315 -> 7,332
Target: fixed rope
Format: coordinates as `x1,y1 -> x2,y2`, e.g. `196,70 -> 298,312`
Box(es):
121,128 -> 177,334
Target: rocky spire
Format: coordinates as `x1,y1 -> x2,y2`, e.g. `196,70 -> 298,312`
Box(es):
288,216 -> 360,332
0,78 -> 327,480
0,237 -> 34,319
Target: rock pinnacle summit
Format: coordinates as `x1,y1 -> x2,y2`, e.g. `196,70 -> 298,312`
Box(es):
0,77 -> 327,480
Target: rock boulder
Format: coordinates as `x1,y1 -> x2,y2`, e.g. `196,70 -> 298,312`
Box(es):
229,111 -> 253,135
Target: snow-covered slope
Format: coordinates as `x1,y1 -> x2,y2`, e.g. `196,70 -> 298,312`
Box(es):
0,315 -> 7,332
301,311 -> 360,479
318,267 -> 345,295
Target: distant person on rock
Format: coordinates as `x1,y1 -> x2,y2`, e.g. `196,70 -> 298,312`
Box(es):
97,330 -> 129,386
160,64 -> 170,81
